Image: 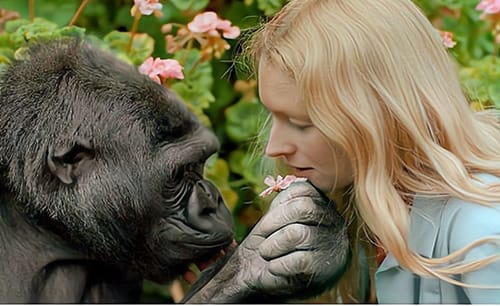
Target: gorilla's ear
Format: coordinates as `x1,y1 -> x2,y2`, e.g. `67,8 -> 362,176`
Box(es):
47,139 -> 96,185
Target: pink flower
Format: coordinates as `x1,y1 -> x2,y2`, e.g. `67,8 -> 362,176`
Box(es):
188,11 -> 219,33
216,19 -> 241,39
187,11 -> 240,39
439,30 -> 457,48
476,0 -> 500,19
131,0 -> 162,16
259,175 -> 308,197
138,57 -> 184,84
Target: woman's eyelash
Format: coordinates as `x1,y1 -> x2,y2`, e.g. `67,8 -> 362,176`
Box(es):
289,120 -> 312,130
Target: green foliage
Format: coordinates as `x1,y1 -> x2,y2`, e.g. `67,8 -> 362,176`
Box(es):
103,30 -> 154,65
169,0 -> 209,12
0,17 -> 85,59
171,49 -> 214,110
256,0 -> 288,16
460,56 -> 500,108
225,99 -> 265,143
414,0 -> 500,108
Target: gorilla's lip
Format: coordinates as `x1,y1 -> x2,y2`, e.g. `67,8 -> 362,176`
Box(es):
177,237 -> 233,249
158,217 -> 233,249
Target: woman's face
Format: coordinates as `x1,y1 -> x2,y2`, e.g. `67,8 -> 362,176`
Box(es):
258,60 -> 354,193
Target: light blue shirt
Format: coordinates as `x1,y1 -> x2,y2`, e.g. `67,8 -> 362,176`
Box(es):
375,173 -> 500,303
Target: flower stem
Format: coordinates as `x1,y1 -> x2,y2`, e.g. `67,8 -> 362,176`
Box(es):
493,41 -> 498,65
68,0 -> 89,26
28,0 -> 35,22
127,12 -> 142,54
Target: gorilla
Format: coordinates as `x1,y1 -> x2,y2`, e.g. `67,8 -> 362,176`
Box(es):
0,39 -> 349,303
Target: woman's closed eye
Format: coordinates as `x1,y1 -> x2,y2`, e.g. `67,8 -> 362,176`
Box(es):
288,119 -> 313,131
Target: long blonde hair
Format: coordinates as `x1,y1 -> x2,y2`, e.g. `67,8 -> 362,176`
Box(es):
248,0 -> 500,299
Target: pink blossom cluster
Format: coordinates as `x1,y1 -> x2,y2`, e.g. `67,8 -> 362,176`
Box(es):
439,31 -> 456,48
476,0 -> 500,43
138,57 -> 184,84
187,11 -> 240,39
259,175 -> 307,197
476,0 -> 500,19
131,0 -> 162,16
163,11 -> 241,60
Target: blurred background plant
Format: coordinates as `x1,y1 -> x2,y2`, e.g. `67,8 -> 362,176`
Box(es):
0,0 -> 498,302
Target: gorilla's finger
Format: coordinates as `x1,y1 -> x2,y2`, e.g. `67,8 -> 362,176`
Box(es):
268,250 -> 313,277
269,182 -> 324,209
255,267 -> 296,294
268,250 -> 342,280
253,198 -> 339,237
259,224 -> 318,260
240,234 -> 266,251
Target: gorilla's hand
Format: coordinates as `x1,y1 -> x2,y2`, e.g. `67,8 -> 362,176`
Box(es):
183,181 -> 349,303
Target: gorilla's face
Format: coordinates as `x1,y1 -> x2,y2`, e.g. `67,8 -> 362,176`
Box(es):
0,40 -> 233,283
127,91 -> 234,281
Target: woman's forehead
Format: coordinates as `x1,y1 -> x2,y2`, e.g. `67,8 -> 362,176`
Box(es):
258,67 -> 309,120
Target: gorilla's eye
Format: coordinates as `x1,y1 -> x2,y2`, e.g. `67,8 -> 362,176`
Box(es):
152,115 -> 191,145
156,125 -> 185,143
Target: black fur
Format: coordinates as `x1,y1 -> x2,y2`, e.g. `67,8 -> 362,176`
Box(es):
0,39 -> 233,303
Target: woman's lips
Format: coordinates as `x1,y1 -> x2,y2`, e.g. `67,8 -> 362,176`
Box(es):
292,167 -> 314,177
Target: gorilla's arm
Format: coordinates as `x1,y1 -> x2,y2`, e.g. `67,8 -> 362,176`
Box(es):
183,181 -> 350,303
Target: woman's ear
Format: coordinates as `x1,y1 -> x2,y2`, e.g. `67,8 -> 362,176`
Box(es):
47,138 -> 96,185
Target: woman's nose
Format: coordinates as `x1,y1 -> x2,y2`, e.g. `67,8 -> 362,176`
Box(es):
265,122 -> 295,157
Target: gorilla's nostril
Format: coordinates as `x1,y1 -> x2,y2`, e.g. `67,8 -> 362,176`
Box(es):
200,206 -> 216,216
186,179 -> 233,233
197,180 -> 226,207
196,180 -> 216,202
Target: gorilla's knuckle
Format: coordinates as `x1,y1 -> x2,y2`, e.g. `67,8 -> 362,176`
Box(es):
283,223 -> 312,245
274,182 -> 319,203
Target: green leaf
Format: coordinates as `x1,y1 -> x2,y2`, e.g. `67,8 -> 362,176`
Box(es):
0,48 -> 15,64
3,17 -> 86,52
228,149 -> 266,187
459,56 -> 500,107
169,0 -> 210,12
58,26 -> 86,38
170,49 -> 215,113
204,156 -> 239,210
170,81 -> 215,111
225,99 -> 266,143
4,18 -> 30,33
103,30 -> 154,65
173,49 -> 214,90
257,0 -> 287,16
9,18 -> 59,45
487,83 -> 500,108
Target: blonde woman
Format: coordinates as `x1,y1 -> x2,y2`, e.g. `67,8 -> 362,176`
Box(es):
247,0 -> 500,303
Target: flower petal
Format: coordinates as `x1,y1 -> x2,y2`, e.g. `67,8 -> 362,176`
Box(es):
263,175 -> 276,187
259,187 -> 275,197
276,175 -> 297,189
188,11 -> 219,33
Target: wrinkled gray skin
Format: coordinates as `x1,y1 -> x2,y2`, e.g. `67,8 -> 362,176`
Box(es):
183,181 -> 350,303
0,39 -> 349,303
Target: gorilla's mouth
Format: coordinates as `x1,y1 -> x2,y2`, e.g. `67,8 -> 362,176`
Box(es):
160,217 -> 233,249
154,176 -> 234,281
183,239 -> 238,285
179,239 -> 232,249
